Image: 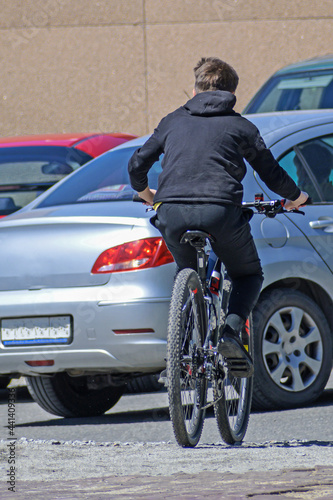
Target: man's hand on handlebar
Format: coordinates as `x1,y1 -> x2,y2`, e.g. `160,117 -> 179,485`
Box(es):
137,187 -> 156,206
284,191 -> 309,211
242,193 -> 312,217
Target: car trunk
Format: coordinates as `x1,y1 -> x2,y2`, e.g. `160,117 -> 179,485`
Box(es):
0,214 -> 139,291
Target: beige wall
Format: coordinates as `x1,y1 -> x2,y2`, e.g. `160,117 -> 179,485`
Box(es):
0,0 -> 333,137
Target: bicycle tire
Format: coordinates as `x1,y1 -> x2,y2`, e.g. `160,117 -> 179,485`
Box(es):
167,268 -> 208,447
214,314 -> 253,444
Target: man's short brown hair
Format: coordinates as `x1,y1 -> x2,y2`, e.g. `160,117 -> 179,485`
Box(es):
194,57 -> 239,94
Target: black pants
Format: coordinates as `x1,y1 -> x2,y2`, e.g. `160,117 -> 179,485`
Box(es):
153,203 -> 264,321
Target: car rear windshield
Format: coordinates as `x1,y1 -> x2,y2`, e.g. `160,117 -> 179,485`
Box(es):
244,70 -> 333,113
37,146 -> 162,208
0,146 -> 92,214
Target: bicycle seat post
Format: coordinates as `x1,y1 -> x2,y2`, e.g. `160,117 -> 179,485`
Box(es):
180,230 -> 216,284
196,247 -> 206,282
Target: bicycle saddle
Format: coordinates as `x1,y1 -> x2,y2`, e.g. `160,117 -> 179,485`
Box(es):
180,230 -> 216,248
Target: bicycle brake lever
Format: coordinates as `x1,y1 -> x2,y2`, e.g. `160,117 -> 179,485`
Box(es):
281,197 -> 308,215
290,196 -> 312,215
285,207 -> 305,215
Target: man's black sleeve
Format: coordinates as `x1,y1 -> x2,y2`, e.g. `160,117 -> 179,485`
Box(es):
245,128 -> 301,201
128,131 -> 163,192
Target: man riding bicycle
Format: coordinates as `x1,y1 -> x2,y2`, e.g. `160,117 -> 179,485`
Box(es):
128,57 -> 308,377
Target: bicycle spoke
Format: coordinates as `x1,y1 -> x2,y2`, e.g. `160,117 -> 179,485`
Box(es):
214,317 -> 253,444
167,269 -> 207,447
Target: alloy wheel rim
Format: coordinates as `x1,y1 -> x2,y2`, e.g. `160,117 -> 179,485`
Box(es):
262,306 -> 323,392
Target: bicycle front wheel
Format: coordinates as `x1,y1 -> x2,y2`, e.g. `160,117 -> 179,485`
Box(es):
167,268 -> 207,447
214,315 -> 253,444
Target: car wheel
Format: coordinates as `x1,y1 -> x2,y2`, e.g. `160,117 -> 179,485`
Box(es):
26,373 -> 125,418
126,374 -> 162,393
252,289 -> 332,411
0,376 -> 11,389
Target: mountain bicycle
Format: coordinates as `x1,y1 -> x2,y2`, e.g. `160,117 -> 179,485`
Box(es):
165,194 -> 309,447
133,193 -> 309,448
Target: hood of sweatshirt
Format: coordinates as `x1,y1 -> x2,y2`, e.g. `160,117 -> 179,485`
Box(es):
183,90 -> 236,116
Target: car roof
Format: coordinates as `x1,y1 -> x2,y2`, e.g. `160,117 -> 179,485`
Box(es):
245,109 -> 333,136
274,54 -> 333,76
245,110 -> 333,146
111,134 -> 152,150
0,133 -> 133,149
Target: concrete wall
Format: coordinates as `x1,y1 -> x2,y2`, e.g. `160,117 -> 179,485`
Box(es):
0,0 -> 332,137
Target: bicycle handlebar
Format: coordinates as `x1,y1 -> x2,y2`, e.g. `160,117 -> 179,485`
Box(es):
133,192 -> 312,217
133,194 -> 146,203
242,193 -> 312,217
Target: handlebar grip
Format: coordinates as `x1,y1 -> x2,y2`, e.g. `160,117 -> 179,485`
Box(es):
300,197 -> 312,207
282,196 -> 313,208
132,194 -> 146,203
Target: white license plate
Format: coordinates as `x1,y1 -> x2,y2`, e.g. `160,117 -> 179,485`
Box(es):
1,316 -> 72,346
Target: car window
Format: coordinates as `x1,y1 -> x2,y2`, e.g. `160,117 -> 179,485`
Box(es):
246,72 -> 333,113
0,146 -> 92,214
279,150 -> 322,202
298,135 -> 333,202
38,146 -> 163,208
279,134 -> 333,202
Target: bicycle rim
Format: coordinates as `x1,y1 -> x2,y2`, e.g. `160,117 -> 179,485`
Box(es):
214,315 -> 253,444
167,268 -> 207,447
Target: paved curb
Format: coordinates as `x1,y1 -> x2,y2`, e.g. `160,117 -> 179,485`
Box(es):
2,467 -> 333,499
1,439 -> 333,499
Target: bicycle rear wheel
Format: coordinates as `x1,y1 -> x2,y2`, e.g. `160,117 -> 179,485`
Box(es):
214,315 -> 253,444
167,268 -> 208,447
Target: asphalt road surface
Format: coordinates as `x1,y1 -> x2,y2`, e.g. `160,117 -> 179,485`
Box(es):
1,377 -> 333,444
0,377 -> 333,499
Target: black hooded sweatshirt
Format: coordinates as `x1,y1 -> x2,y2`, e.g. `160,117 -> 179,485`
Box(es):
128,91 -> 300,206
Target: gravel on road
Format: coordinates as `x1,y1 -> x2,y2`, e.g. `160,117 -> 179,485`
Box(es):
1,437 -> 333,481
1,438 -> 333,499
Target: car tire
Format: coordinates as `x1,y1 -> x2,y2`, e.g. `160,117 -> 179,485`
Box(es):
0,376 -> 11,389
126,374 -> 162,393
252,289 -> 332,411
26,373 -> 125,418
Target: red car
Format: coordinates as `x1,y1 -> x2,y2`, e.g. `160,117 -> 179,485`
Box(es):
0,133 -> 136,217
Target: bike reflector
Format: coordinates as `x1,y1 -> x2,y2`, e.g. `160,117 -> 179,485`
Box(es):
91,237 -> 174,273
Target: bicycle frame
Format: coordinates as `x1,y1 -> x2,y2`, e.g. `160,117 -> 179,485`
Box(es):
184,238 -> 231,392
203,249 -> 224,348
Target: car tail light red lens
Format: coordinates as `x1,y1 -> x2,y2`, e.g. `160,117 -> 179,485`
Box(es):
25,360 -> 54,367
91,237 -> 174,274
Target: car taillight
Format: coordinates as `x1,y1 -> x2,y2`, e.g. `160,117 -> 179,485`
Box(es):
91,237 -> 174,274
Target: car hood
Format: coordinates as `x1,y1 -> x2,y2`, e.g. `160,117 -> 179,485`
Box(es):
0,201 -> 152,291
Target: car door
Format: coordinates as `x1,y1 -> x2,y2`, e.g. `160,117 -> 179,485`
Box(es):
257,124 -> 333,274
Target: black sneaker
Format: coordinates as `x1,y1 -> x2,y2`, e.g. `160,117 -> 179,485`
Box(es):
218,327 -> 254,378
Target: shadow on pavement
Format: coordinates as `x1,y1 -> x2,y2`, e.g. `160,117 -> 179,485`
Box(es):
251,388 -> 333,414
0,386 -> 32,404
14,406 -> 171,428
1,384 -> 333,431
10,387 -> 333,431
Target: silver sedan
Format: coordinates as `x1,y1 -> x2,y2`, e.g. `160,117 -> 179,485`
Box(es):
0,111 -> 332,417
